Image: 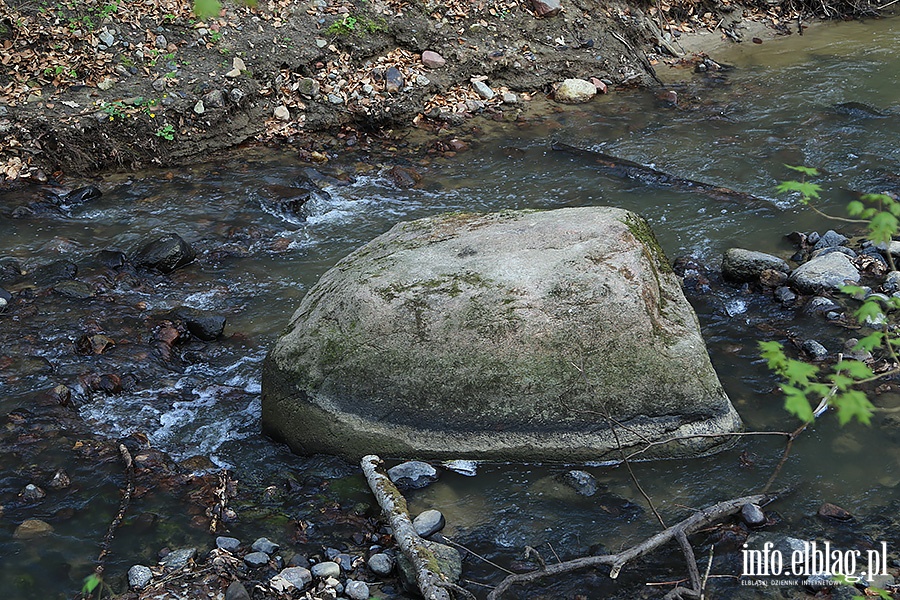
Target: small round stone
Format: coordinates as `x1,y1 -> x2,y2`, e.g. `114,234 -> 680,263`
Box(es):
367,553 -> 394,575
216,536 -> 241,552
413,509 -> 445,537
244,551 -> 270,568
345,580 -> 370,600
311,560 -> 341,579
128,565 -> 153,590
251,537 -> 280,555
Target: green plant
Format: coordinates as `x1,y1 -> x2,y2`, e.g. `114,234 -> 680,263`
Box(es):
209,30 -> 222,43
761,166 -> 900,425
100,100 -> 127,120
326,14 -> 358,34
98,1 -> 118,19
155,124 -> 175,140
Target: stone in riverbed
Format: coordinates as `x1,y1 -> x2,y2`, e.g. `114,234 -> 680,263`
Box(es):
132,233 -> 196,273
813,229 -> 849,250
722,248 -> 790,283
252,537 -> 279,555
562,469 -> 599,496
277,566 -> 312,589
225,581 -> 251,600
413,509 -> 446,537
817,502 -> 852,521
421,50 -> 446,68
128,565 -> 153,590
262,207 -> 742,462
740,503 -> 766,527
216,536 -> 241,552
472,80 -> 494,99
345,580 -> 370,600
388,461 -> 438,489
555,78 -> 596,104
244,551 -> 270,568
13,519 -> 53,538
385,67 -> 404,93
368,553 -> 394,575
801,339 -> 828,361
274,105 -> 290,121
789,252 -> 860,293
311,561 -> 340,579
160,548 -> 196,571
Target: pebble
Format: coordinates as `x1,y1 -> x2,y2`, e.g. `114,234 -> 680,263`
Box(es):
327,93 -> 344,105
311,561 -> 341,579
274,105 -> 291,121
740,503 -> 766,527
225,581 -> 251,600
47,469 -> 70,489
128,565 -> 153,590
252,537 -> 280,555
193,100 -> 205,114
802,340 -> 828,360
421,50 -> 446,68
298,78 -> 319,97
244,551 -> 270,568
362,84 -> 374,95
277,566 -> 312,589
216,536 -> 241,552
202,89 -> 226,109
155,34 -> 168,49
415,74 -> 430,87
315,38 -> 327,48
367,553 -> 394,575
385,67 -> 404,93
14,519 -> 54,538
226,57 -> 246,78
562,469 -> 599,496
152,78 -> 167,92
501,91 -> 518,104
160,548 -> 197,571
132,232 -> 196,274
345,580 -> 370,600
817,502 -> 852,521
472,80 -> 495,100
413,509 -> 446,537
774,286 -> 796,304
99,30 -> 115,47
97,77 -> 116,90
388,461 -> 438,489
230,89 -> 245,103
21,484 -> 46,502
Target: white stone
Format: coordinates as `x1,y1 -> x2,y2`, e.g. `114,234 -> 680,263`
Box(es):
555,78 -> 596,103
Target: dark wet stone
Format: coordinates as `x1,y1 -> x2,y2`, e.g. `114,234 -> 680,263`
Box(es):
252,537 -> 280,555
0,287 -> 11,302
385,67 -> 404,93
259,179 -> 330,222
52,280 -> 95,299
802,340 -> 828,361
60,185 -> 102,206
160,548 -> 197,571
336,553 -> 356,571
14,519 -> 54,538
75,334 -> 116,355
47,469 -> 71,489
49,384 -> 71,406
804,296 -> 841,315
172,307 -> 226,341
128,565 -> 153,590
202,89 -> 226,109
774,286 -> 796,304
883,271 -> 900,293
740,503 -> 766,527
216,536 -> 241,552
32,260 -> 77,286
345,580 -> 369,600
0,258 -> 23,281
225,580 -> 251,600
833,101 -> 888,118
367,553 -> 393,575
387,461 -> 438,489
813,229 -> 849,250
758,268 -> 788,288
388,165 -> 422,188
288,554 -> 310,569
6,355 -> 53,376
413,509 -> 445,537
244,551 -> 270,568
807,231 -> 821,245
817,502 -> 852,521
562,469 -> 599,497
132,233 -> 196,273
298,78 -> 319,97
21,484 -> 46,502
722,248 -> 790,283
98,249 -> 127,269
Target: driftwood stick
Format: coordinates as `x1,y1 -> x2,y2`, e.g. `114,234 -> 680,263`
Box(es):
486,493 -> 769,600
361,455 -> 452,600
89,442 -> 134,589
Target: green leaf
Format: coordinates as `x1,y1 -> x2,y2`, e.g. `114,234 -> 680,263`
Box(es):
782,359 -> 819,387
759,341 -> 788,371
82,574 -> 101,594
834,360 -> 874,380
193,0 -> 221,19
775,180 -> 823,201
782,384 -> 814,422
854,331 -> 884,351
868,211 -> 899,245
846,200 -> 865,216
784,164 -> 819,176
855,300 -> 886,324
834,390 -> 874,426
840,284 -> 867,300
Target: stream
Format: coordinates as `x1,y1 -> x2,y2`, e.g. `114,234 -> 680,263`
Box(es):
2,16 -> 900,600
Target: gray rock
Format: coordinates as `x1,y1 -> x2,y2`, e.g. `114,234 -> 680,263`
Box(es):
413,509 -> 445,537
298,78 -> 319,97
127,565 -> 152,590
421,51 -> 446,68
789,252 -> 860,293
160,548 -> 196,571
225,581 -> 251,600
244,551 -> 270,568
193,100 -> 205,114
132,232 -> 196,273
415,74 -> 430,87
831,587 -> 860,600
202,89 -> 226,109
804,296 -> 842,315
21,484 -> 45,502
388,461 -> 438,489
884,271 -> 900,293
722,248 -> 790,282
811,246 -> 856,259
367,553 -> 394,575
807,231 -> 821,245
740,503 -> 766,527
99,30 -> 115,47
877,240 -> 900,259
472,80 -> 494,100
155,34 -> 168,48
289,554 -> 310,568
274,105 -> 290,121
502,92 -> 518,104
152,78 -> 167,92
531,0 -> 562,17
562,470 -> 599,496
277,566 -> 312,589
335,553 -> 354,571
555,78 -> 596,104
345,580 -> 370,600
13,519 -> 53,538
327,93 -> 344,105
262,207 -> 742,462
804,572 -> 833,592
774,286 -> 797,304
216,536 -> 241,552
230,88 -> 245,103
311,561 -> 341,579
813,229 -> 849,250
802,340 -> 828,360
53,280 -> 95,299
252,537 -> 279,555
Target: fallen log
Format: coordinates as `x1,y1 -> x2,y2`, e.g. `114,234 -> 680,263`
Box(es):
550,140 -> 772,207
486,492 -> 774,600
361,455 -> 458,600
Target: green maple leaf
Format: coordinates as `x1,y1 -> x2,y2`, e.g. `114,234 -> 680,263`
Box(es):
835,390 -> 874,425
781,384 -> 814,422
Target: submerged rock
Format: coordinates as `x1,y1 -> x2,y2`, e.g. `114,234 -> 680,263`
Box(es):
262,207 -> 741,461
722,248 -> 790,283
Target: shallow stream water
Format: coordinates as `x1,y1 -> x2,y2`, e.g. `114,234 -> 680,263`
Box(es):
2,16 -> 900,599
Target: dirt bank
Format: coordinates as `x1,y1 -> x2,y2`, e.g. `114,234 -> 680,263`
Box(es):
0,0 -> 890,183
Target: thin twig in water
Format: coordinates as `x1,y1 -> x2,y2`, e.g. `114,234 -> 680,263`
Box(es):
443,537 -> 514,575
700,545 -> 715,600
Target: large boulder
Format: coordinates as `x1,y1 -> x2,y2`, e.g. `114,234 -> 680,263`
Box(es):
262,207 -> 741,462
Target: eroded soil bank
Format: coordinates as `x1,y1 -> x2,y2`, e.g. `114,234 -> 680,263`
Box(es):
2,0 -> 888,183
